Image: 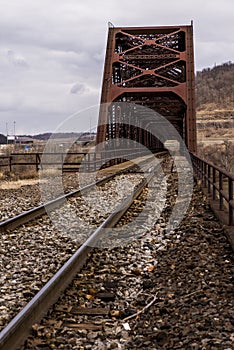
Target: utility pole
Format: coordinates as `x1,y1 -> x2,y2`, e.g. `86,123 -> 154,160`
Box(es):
89,116 -> 92,137
6,122 -> 8,144
14,121 -> 16,143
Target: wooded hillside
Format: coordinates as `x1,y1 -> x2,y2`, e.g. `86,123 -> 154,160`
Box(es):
195,61 -> 234,110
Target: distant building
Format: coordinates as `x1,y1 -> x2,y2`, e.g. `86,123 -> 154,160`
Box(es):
7,135 -> 16,144
16,136 -> 34,144
7,135 -> 34,144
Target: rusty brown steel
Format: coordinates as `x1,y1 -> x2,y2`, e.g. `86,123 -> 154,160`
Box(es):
191,152 -> 234,226
97,24 -> 197,152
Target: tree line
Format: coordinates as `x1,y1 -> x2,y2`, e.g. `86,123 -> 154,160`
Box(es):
196,61 -> 234,110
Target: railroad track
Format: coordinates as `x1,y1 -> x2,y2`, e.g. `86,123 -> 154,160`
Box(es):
1,153 -> 233,349
0,154 -> 159,233
0,153 -> 167,349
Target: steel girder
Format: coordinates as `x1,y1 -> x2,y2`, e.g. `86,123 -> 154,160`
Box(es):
97,25 -> 197,152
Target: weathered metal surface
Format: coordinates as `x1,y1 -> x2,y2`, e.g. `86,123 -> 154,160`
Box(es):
191,152 -> 234,226
97,25 -> 197,152
191,152 -> 234,250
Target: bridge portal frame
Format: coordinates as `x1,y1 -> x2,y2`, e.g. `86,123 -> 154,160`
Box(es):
97,24 -> 197,153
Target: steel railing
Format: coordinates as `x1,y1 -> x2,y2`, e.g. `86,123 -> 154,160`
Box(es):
0,148 -> 153,173
190,153 -> 234,226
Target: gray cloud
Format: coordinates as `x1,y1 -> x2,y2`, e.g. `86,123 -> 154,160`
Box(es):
70,83 -> 89,95
0,0 -> 233,134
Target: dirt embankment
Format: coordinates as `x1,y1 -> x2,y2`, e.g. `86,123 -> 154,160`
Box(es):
197,109 -> 233,140
196,109 -> 234,172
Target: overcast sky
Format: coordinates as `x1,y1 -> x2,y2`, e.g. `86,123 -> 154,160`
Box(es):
0,0 -> 233,135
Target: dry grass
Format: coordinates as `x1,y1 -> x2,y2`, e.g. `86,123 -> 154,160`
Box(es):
196,110 -> 234,140
0,178 -> 40,190
0,168 -> 38,182
197,141 -> 234,173
196,109 -> 234,122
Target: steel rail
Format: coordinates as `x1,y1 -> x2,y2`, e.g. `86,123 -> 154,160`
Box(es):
0,161 -> 146,233
0,174 -> 115,233
0,161 -> 158,350
0,152 -> 165,233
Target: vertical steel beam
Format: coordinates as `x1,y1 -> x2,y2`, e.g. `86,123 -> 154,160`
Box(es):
185,25 -> 197,152
96,29 -> 116,145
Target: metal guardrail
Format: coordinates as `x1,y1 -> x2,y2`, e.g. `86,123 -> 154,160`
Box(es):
0,149 -> 152,172
191,153 -> 234,226
89,149 -> 150,172
0,152 -> 88,172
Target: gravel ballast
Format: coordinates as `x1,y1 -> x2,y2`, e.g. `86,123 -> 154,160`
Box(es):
0,173 -> 144,332
20,170 -> 234,350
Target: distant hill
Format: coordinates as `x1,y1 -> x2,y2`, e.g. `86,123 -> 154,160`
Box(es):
32,133 -> 52,140
0,132 -> 97,144
0,134 -> 7,144
18,132 -> 88,141
195,62 -> 233,173
195,61 -> 234,110
32,132 -> 82,140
